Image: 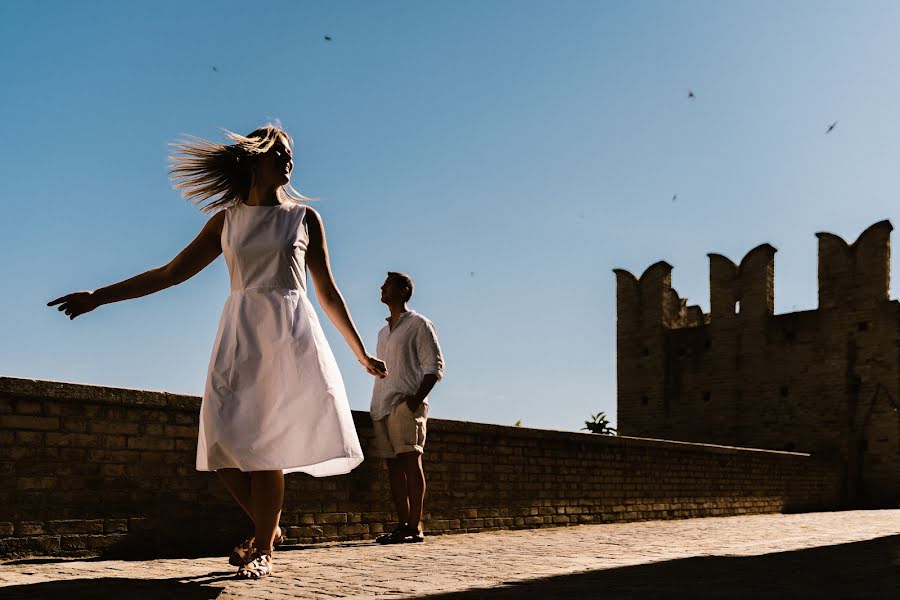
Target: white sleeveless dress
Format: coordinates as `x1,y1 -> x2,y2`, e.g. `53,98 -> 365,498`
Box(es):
196,201 -> 364,476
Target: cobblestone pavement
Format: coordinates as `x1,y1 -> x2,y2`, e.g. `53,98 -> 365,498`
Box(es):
0,510 -> 898,599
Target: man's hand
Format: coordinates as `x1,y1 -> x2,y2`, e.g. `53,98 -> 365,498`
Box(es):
402,395 -> 423,412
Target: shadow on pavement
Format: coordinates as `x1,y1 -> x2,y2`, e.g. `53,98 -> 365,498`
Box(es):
417,535 -> 900,600
0,576 -> 225,600
1,536 -> 897,599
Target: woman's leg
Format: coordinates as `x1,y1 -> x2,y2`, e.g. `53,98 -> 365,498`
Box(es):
217,468 -> 254,520
250,470 -> 285,553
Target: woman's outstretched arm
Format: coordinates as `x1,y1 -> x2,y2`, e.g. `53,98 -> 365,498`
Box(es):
305,207 -> 387,378
48,211 -> 226,319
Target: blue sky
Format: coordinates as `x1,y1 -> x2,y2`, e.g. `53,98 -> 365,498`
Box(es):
2,1 -> 900,431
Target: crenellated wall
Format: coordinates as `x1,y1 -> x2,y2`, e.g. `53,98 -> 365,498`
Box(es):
817,220 -> 892,310
615,221 -> 900,507
708,243 -> 776,319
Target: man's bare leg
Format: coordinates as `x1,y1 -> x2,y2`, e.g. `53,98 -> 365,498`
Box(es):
400,451 -> 425,534
387,457 -> 410,526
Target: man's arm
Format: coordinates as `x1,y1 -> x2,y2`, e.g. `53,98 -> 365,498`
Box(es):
404,319 -> 444,410
405,374 -> 440,411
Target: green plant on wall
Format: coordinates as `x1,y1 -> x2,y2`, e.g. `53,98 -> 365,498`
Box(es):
582,411 -> 617,435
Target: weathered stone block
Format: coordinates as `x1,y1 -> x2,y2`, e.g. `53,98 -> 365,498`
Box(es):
317,513 -> 348,524
47,520 -> 104,534
0,415 -> 59,431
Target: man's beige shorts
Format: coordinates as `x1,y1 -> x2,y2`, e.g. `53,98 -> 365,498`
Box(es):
371,401 -> 428,458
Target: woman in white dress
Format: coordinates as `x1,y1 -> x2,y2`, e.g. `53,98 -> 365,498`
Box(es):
49,124 -> 386,578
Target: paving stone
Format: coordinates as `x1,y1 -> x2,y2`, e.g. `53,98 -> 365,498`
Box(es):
0,510 -> 898,598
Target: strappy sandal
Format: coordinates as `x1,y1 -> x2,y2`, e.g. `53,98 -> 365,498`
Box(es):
229,528 -> 284,566
236,549 -> 273,579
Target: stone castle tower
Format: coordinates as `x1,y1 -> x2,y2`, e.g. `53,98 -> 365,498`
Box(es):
614,221 -> 900,507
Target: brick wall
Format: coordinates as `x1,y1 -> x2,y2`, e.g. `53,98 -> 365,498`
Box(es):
0,377 -> 840,558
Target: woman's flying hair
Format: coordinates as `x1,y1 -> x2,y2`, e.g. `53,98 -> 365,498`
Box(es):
169,122 -> 309,213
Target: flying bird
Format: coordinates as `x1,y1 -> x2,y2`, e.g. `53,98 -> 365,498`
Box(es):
687,89 -> 695,99
672,194 -> 678,202
324,35 -> 332,41
211,66 -> 218,72
469,271 -> 475,277
825,121 -> 837,134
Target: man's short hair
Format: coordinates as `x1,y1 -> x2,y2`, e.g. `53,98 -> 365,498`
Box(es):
387,271 -> 414,301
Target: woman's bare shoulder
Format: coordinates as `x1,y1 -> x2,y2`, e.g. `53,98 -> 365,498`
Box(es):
303,204 -> 325,231
303,204 -> 321,220
204,209 -> 227,233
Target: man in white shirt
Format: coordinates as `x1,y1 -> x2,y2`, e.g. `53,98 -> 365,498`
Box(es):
370,271 -> 444,544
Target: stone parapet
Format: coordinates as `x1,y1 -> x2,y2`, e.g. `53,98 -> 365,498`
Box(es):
0,377 -> 840,558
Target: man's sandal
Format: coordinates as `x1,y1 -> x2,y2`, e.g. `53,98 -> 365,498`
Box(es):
236,549 -> 273,579
402,528 -> 425,543
376,525 -> 424,544
375,524 -> 409,545
229,528 -> 284,566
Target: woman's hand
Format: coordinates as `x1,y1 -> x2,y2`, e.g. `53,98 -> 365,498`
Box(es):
359,354 -> 387,378
47,291 -> 100,320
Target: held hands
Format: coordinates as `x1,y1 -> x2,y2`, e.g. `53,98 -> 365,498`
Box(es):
359,354 -> 387,379
47,291 -> 99,320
